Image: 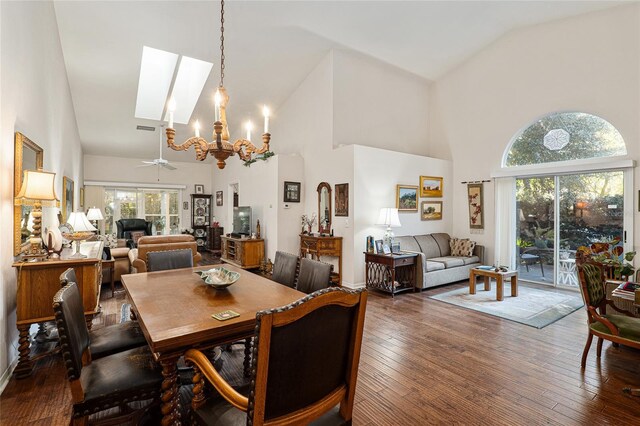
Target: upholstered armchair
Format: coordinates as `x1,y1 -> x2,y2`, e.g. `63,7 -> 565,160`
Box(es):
129,235 -> 202,273
115,218 -> 153,248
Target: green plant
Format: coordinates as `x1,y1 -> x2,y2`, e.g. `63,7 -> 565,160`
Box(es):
578,237 -> 636,279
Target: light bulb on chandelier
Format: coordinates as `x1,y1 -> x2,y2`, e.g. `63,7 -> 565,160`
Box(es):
165,0 -> 274,169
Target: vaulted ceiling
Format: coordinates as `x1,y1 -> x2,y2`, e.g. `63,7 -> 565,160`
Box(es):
53,1 -> 622,162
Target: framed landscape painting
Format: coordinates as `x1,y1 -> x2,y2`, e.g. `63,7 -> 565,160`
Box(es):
421,201 -> 443,220
396,185 -> 418,211
420,176 -> 443,198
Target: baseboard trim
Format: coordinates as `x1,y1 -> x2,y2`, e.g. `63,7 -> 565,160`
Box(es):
342,281 -> 365,289
0,356 -> 18,395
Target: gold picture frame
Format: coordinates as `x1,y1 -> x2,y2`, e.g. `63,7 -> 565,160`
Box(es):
396,185 -> 418,212
14,132 -> 44,256
80,187 -> 85,209
62,176 -> 74,222
420,176 -> 443,198
421,201 -> 443,221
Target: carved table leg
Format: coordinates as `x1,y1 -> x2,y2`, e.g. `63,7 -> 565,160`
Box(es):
160,357 -> 181,426
244,338 -> 252,377
85,315 -> 93,331
15,324 -> 33,379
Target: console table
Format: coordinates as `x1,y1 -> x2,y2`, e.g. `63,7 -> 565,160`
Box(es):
12,241 -> 104,378
299,234 -> 342,286
221,236 -> 264,269
364,252 -> 417,297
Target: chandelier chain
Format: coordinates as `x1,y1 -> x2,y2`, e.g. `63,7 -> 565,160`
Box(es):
219,0 -> 225,87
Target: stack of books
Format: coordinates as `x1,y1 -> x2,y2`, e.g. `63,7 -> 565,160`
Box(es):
611,281 -> 640,301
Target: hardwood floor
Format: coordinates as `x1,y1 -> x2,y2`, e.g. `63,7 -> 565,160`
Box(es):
2,279 -> 640,425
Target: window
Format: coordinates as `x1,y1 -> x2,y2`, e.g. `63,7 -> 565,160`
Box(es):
104,187 -> 181,235
504,112 -> 626,167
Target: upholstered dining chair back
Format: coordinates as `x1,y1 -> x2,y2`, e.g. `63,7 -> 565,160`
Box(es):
53,283 -> 91,380
271,251 -> 299,288
147,248 -> 194,272
577,261 -> 606,310
297,257 -> 332,294
131,235 -> 202,273
60,268 -> 77,287
185,287 -> 368,425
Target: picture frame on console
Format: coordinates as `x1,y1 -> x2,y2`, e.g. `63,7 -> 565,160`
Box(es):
284,181 -> 301,203
375,239 -> 384,254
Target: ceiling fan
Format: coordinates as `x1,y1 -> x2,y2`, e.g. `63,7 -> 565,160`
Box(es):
138,124 -> 177,170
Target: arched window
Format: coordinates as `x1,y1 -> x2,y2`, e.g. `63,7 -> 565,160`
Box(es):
504,112 -> 626,167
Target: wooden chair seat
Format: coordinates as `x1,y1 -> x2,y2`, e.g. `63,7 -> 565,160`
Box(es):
590,314 -> 640,342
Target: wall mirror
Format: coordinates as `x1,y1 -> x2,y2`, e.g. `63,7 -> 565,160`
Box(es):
14,132 -> 44,256
317,182 -> 332,234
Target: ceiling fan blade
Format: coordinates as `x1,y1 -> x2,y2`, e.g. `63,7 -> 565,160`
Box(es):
161,163 -> 177,171
136,163 -> 155,168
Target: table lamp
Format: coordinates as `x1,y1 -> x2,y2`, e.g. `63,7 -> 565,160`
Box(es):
64,211 -> 97,258
376,207 -> 401,247
86,207 -> 104,232
14,169 -> 59,257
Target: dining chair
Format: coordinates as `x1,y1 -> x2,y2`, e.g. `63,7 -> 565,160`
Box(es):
297,257 -> 333,294
53,282 -> 164,425
271,251 -> 299,288
185,287 -> 368,425
147,248 -> 194,272
60,268 -> 147,358
576,259 -> 640,395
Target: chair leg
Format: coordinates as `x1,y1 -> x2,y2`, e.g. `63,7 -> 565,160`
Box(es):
71,416 -> 88,426
539,261 -> 544,277
581,332 -> 593,368
596,337 -> 604,358
525,264 -> 530,272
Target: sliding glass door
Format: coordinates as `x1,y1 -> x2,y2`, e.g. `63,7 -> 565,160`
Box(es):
516,171 -> 625,288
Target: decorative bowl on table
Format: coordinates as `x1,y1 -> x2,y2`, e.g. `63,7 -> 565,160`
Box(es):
195,267 -> 240,289
61,232 -> 95,258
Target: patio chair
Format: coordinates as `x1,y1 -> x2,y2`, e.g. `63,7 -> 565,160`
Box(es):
520,247 -> 545,277
576,258 -> 640,395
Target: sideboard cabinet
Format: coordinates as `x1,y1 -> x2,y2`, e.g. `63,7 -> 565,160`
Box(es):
299,234 -> 342,286
221,236 -> 264,269
12,241 -> 104,378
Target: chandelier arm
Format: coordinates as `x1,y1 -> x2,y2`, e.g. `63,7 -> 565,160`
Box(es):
166,129 -> 209,161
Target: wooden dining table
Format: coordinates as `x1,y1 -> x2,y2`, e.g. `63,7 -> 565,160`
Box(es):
121,264 -> 305,426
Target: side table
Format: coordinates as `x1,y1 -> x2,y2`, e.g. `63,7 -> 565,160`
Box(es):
469,267 -> 518,301
364,252 -> 418,297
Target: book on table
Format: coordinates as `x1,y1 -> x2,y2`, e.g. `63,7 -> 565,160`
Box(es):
611,282 -> 640,301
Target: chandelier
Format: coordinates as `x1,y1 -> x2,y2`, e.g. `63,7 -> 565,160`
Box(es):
165,0 -> 273,169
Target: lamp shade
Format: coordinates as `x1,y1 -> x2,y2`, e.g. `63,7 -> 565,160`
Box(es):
67,211 -> 97,232
376,208 -> 401,228
86,207 -> 104,221
15,170 -> 59,206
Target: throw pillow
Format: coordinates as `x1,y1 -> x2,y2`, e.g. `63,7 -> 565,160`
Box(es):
97,233 -> 119,249
450,238 -> 476,257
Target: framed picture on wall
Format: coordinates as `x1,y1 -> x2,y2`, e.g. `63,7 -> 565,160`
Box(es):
62,176 -> 74,222
195,184 -> 204,194
421,201 -> 443,221
216,191 -> 223,206
396,185 -> 418,211
284,181 -> 301,203
467,183 -> 484,229
335,183 -> 348,216
79,187 -> 85,209
420,176 -> 443,198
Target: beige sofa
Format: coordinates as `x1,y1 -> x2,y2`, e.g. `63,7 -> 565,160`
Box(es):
129,235 -> 202,273
395,233 -> 484,289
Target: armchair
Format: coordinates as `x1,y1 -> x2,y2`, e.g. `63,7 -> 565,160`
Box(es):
185,287 -> 368,425
116,218 -> 152,248
130,235 -> 202,273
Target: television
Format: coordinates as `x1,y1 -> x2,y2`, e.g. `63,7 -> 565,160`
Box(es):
233,206 -> 252,236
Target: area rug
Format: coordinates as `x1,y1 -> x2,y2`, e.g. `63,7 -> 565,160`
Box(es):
429,284 -> 583,328
120,303 -> 131,323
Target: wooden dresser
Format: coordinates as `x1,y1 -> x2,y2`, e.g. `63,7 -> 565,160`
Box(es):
299,234 -> 343,286
12,241 -> 104,378
208,226 -> 224,255
221,236 -> 264,269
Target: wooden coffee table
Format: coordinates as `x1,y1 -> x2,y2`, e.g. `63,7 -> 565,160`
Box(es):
469,268 -> 518,301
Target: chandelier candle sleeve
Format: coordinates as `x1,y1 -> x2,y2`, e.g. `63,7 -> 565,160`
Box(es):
167,97 -> 176,128
263,106 -> 270,133
195,120 -> 201,138
214,90 -> 221,122
245,121 -> 252,141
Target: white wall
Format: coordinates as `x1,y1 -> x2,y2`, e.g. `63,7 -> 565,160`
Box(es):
430,4 -> 640,263
353,145 -> 453,286
0,1 -> 84,388
83,154 -> 214,231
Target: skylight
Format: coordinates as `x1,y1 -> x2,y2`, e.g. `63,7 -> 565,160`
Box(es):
163,56 -> 213,125
134,46 -> 179,121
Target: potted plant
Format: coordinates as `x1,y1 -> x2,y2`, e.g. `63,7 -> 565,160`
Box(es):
577,237 -> 636,280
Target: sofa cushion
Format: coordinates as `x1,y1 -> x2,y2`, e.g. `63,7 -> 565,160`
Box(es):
431,233 -> 451,257
425,261 -> 445,272
414,235 -> 441,259
395,236 -> 421,253
462,256 -> 480,265
429,257 -> 465,268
